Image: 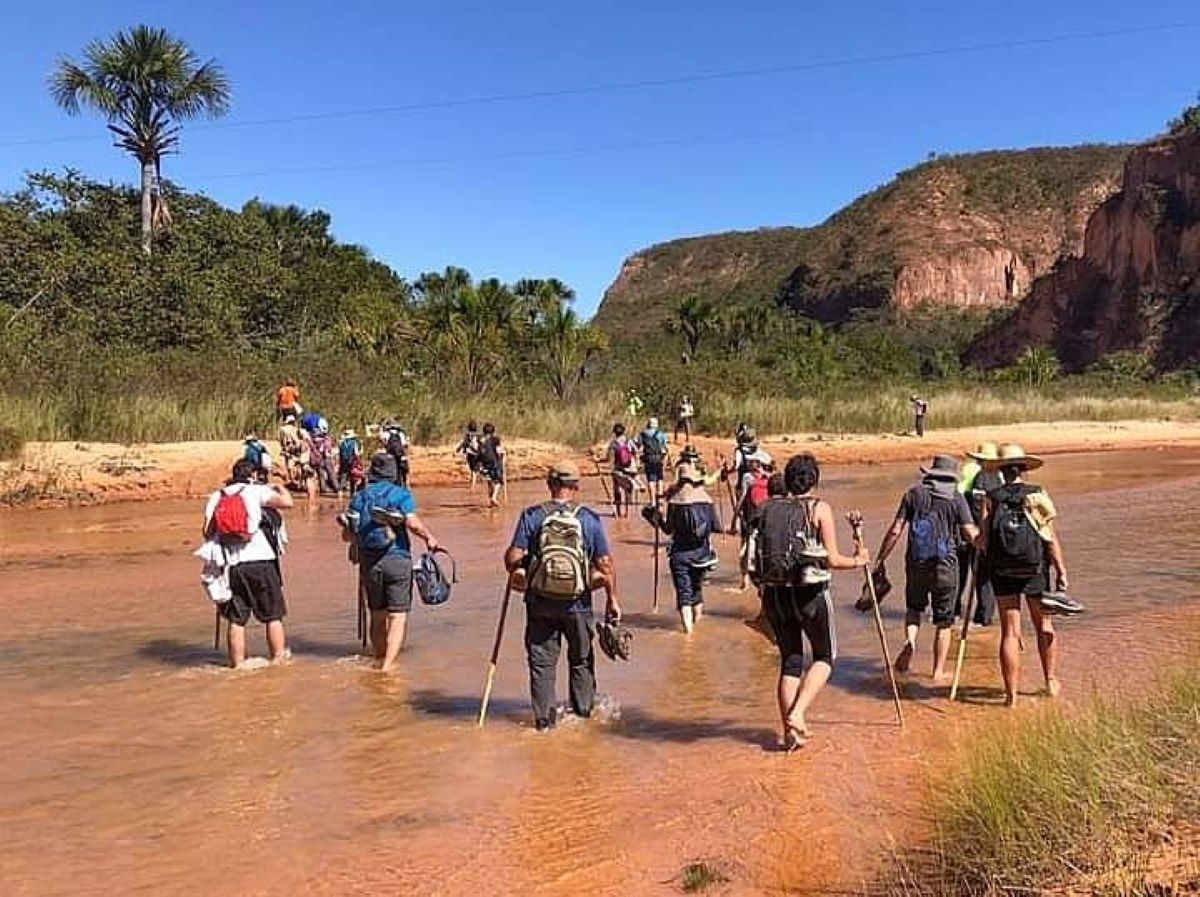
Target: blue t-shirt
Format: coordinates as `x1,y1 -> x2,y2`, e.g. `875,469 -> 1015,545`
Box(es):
511,501 -> 610,613
349,480 -> 417,558
639,428 -> 667,461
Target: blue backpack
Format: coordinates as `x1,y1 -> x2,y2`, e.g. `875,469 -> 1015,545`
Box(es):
243,440 -> 266,469
355,482 -> 405,551
907,486 -> 954,565
338,436 -> 360,467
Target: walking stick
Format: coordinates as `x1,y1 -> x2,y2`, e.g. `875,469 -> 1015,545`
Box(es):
213,606 -> 221,651
593,457 -> 614,512
848,511 -> 905,727
478,581 -> 514,727
358,581 -> 369,652
652,504 -> 662,613
949,557 -> 977,701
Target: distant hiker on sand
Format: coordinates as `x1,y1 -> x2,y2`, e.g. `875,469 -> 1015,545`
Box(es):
645,462 -> 721,634
958,442 -> 1003,626
341,452 -> 442,672
276,379 -> 301,421
456,421 -> 482,488
626,388 -> 645,419
871,455 -> 979,681
504,460 -> 621,731
202,459 -> 295,668
747,454 -> 868,750
979,444 -> 1079,706
600,423 -> 639,517
911,395 -> 929,437
675,396 -> 695,443
478,423 -> 506,507
638,416 -> 669,501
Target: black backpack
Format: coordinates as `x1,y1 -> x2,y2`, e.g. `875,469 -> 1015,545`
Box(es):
755,497 -> 821,586
988,484 -> 1044,578
479,436 -> 499,467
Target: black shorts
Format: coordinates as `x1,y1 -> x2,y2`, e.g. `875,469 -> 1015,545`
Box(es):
362,552 -> 413,613
465,453 -> 481,472
644,459 -> 664,483
990,568 -> 1045,599
905,560 -> 959,626
222,561 -> 286,626
761,584 -> 837,673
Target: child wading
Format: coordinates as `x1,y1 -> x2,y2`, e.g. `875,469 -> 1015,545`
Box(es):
647,463 -> 721,633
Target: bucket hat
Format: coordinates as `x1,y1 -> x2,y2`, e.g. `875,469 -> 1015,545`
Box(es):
981,443 -> 1044,472
368,451 -> 398,482
920,454 -> 961,481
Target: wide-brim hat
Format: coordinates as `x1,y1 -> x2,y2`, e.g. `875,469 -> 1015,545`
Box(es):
920,454 -> 961,481
967,441 -> 999,462
981,443 -> 1044,472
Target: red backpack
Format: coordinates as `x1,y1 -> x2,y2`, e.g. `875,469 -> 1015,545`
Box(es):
207,485 -> 253,546
614,440 -> 635,469
746,472 -> 769,510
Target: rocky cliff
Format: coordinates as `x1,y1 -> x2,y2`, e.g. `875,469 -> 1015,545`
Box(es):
967,133 -> 1200,372
593,146 -> 1128,343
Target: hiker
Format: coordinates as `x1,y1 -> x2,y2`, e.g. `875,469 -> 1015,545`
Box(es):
672,444 -> 720,489
625,388 -> 645,420
242,434 -> 273,484
309,421 -> 339,495
456,421 -> 482,487
601,423 -> 639,517
911,395 -> 929,437
300,410 -> 323,436
732,451 -> 772,591
277,414 -> 306,489
638,416 -> 669,501
720,426 -> 761,533
341,452 -> 442,672
202,459 -> 295,668
337,429 -> 364,495
871,455 -> 979,681
646,462 -> 721,633
381,420 -> 411,487
747,453 -> 868,750
978,444 -> 1074,705
675,396 -> 695,443
504,460 -> 621,730
478,423 -> 506,507
276,379 -> 301,421
958,442 -> 1003,626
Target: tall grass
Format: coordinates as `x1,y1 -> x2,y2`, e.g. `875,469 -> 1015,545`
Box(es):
1,386 -> 1196,449
887,670 -> 1200,895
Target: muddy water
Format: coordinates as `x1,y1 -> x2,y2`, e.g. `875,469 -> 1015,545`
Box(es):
2,449 -> 1200,896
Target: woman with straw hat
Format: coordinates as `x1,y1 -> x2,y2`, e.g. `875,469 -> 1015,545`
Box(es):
979,444 -> 1071,706
647,463 -> 723,633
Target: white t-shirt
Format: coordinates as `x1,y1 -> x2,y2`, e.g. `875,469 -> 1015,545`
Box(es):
203,483 -> 279,565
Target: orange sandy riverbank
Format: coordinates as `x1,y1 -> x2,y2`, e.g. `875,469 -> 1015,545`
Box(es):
3,417 -> 1199,507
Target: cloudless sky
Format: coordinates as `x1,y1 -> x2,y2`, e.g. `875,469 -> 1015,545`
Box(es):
1,1 -> 1197,316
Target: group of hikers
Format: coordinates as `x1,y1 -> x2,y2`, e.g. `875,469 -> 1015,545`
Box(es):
198,382 -> 1082,748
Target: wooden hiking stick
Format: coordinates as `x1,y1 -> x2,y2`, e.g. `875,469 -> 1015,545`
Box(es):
478,581 -> 514,727
848,511 -> 905,727
593,456 -> 615,514
213,606 -> 221,651
358,581 -> 369,652
949,558 -> 977,701
652,503 -> 662,613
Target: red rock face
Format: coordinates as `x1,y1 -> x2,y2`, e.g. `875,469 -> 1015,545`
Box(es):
967,134 -> 1200,372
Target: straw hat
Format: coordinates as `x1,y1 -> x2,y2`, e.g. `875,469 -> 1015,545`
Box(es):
981,443 -> 1044,472
670,462 -> 712,505
967,441 -> 999,462
342,428 -> 358,439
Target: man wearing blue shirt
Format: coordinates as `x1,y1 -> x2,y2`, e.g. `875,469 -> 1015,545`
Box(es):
343,452 -> 441,672
505,460 -> 621,730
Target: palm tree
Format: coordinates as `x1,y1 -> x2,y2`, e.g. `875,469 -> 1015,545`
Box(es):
49,26 -> 231,255
535,301 -> 607,400
666,295 -> 718,358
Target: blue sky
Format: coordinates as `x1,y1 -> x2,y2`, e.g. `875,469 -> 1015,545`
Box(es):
1,1 -> 1197,316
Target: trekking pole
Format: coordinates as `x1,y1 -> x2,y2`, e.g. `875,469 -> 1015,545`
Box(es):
358,581 -> 369,652
949,558 -> 977,702
478,580 -> 514,727
848,511 -> 905,727
593,457 -> 613,509
213,606 -> 221,651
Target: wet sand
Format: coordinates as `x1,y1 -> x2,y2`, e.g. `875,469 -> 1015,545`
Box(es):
6,417 -> 1200,506
2,449 -> 1199,895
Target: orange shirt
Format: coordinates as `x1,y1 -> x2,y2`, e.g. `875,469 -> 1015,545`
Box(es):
277,385 -> 300,409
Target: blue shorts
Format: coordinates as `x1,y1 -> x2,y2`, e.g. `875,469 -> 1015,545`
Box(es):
644,460 -> 664,483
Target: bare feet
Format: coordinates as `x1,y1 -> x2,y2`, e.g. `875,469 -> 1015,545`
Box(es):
782,723 -> 810,752
894,642 -> 914,673
1045,677 -> 1062,698
932,671 -> 952,683
1005,692 -> 1017,708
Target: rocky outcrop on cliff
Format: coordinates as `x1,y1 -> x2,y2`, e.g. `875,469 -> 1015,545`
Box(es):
593,145 -> 1128,343
967,134 -> 1200,372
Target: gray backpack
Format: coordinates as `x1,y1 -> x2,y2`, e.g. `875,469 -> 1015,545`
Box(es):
528,503 -> 588,599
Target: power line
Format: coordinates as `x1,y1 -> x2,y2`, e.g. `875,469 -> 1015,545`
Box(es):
3,21 -> 1195,150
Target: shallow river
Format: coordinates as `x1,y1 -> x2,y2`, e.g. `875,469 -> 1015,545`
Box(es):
2,449 -> 1199,896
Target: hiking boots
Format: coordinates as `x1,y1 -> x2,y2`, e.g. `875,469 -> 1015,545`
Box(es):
1039,592 -> 1085,616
